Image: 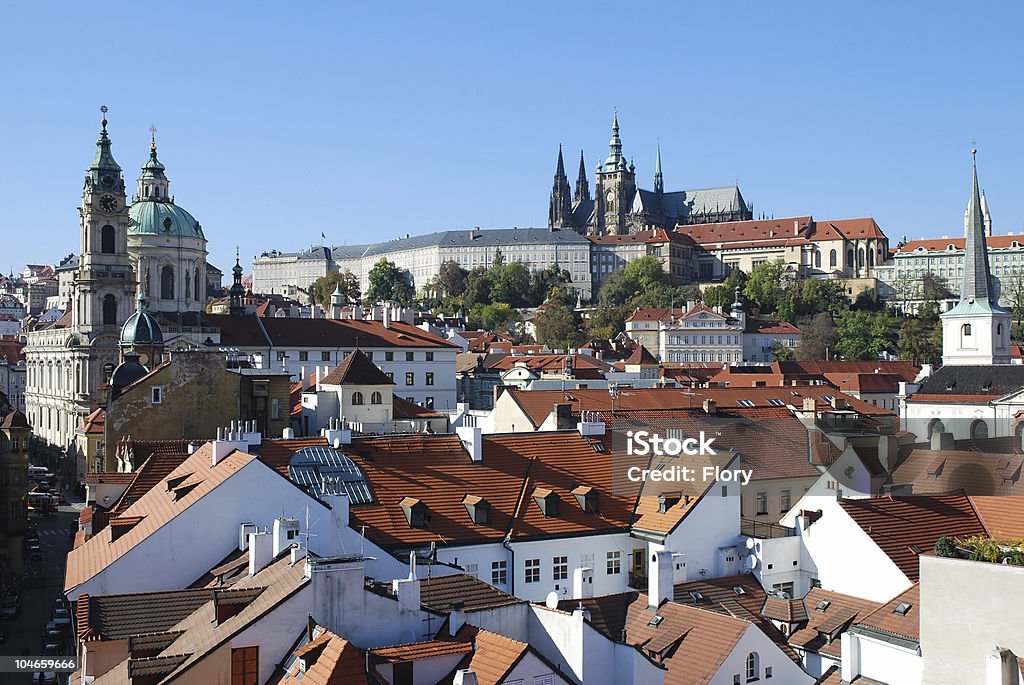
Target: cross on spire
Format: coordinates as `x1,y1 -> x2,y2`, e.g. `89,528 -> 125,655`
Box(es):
149,124 -> 158,152
100,105 -> 108,131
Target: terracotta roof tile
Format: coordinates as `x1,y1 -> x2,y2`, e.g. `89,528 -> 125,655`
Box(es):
838,495 -> 986,581
853,583 -> 920,643
371,640 -> 473,661
418,573 -> 522,613
896,234 -> 1024,253
278,625 -> 368,685
77,588 -> 212,641
970,496 -> 1024,539
787,588 -> 882,659
441,625 -> 532,685
891,449 -> 1024,497
320,349 -> 394,386
675,216 -> 814,246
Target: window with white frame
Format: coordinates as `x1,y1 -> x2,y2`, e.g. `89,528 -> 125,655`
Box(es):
491,560 -> 507,585
525,558 -> 540,583
606,551 -> 621,575
151,386 -> 162,405
553,556 -> 567,581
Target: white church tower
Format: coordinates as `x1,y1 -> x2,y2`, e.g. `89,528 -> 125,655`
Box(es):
940,150 -> 1011,365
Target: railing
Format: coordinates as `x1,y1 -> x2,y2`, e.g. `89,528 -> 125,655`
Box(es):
741,518 -> 797,539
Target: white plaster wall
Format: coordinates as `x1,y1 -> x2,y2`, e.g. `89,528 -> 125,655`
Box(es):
920,556 -> 1024,685
796,497 -> 912,602
711,626 -> 814,685
847,633 -> 922,685
232,584 -> 312,685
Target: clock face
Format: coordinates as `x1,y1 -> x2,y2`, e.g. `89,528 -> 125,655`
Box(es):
606,190 -> 614,203
99,195 -> 117,212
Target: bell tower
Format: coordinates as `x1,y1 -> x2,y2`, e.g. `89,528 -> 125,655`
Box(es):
591,110 -> 636,236
74,106 -> 137,335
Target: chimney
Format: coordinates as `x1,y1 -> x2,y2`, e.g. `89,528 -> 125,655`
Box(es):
572,566 -> 594,599
382,306 -> 393,329
212,424 -> 248,466
322,492 -> 350,529
703,399 -> 717,415
577,412 -> 606,437
648,550 -> 673,608
242,420 -> 262,449
931,431 -> 954,451
552,403 -> 575,430
794,219 -> 800,236
273,518 -> 300,556
456,425 -> 482,462
322,416 -> 352,446
830,396 -> 848,410
448,601 -> 466,637
290,543 -> 307,565
238,522 -> 256,551
392,551 -> 421,613
306,555 -> 366,637
282,426 -> 295,440
248,530 -> 274,575
453,670 -> 479,685
985,647 -> 1017,685
802,397 -> 817,412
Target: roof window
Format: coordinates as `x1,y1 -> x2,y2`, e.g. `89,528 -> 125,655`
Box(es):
893,602 -> 912,616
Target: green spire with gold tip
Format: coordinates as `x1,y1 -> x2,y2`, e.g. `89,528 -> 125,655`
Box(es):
88,105 -> 123,187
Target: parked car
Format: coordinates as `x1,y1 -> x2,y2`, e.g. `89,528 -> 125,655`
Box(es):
51,607 -> 70,627
1,596 -> 20,620
42,628 -> 62,651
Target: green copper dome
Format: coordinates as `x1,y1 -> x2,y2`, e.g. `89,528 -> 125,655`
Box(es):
128,201 -> 205,239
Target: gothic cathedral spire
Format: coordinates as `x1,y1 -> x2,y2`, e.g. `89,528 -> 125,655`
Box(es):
654,144 -> 664,195
547,145 -> 573,229
574,149 -> 590,204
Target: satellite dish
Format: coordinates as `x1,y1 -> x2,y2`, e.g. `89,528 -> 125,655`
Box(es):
745,537 -> 756,550
747,555 -> 758,570
545,592 -> 560,609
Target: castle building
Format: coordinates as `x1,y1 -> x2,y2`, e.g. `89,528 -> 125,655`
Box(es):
548,112 -> 753,236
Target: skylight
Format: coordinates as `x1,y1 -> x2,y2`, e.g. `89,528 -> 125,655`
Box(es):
893,602 -> 912,616
732,586 -> 746,596
689,591 -> 705,602
288,446 -> 373,504
737,400 -> 755,408
815,600 -> 831,612
768,398 -> 784,406
648,614 -> 664,627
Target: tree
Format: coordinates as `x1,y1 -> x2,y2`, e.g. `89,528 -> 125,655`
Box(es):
489,261 -> 532,308
530,265 -> 572,305
599,256 -> 674,307
462,267 -> 493,308
796,313 -> 838,361
366,258 -> 414,304
999,270 -> 1024,342
796,279 -> 849,318
898,317 -> 942,364
834,310 -> 897,360
535,304 -> 583,350
309,270 -> 360,307
587,305 -> 628,340
743,260 -> 792,314
469,302 -> 521,332
921,272 -> 953,302
434,260 -> 468,299
703,284 -> 733,309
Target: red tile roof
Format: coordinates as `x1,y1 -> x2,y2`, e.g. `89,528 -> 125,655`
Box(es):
787,588 -> 881,659
676,216 -> 814,246
895,234 -> 1024,253
625,344 -> 659,366
370,640 -> 473,662
853,583 -> 920,643
78,408 -> 105,435
838,495 -> 986,581
277,625 -> 370,685
320,349 -> 394,386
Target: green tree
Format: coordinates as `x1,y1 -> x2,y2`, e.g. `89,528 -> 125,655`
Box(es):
834,310 -> 897,360
535,304 -> 583,349
462,267 -> 493,308
796,313 -> 838,361
922,272 -> 953,301
470,302 -> 521,332
434,260 -> 468,299
599,256 -> 675,307
366,258 -> 414,304
797,279 -> 850,318
703,284 -> 733,309
309,270 -> 360,307
530,265 -> 572,305
898,317 -> 942,364
743,260 -> 792,314
587,305 -> 629,340
489,261 -> 532,308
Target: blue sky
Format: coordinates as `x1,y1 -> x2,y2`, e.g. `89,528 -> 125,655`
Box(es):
3,2 -> 1023,276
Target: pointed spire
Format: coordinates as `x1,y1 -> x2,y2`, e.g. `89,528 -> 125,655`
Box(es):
230,247 -> 246,317
960,148 -> 994,304
574,149 -> 590,203
654,144 -> 664,194
604,109 -> 626,171
548,145 -> 572,229
88,105 -> 122,179
555,144 -> 566,179
136,124 -> 169,202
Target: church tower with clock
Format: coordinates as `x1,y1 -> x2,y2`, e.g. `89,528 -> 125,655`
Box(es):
73,107 -> 137,335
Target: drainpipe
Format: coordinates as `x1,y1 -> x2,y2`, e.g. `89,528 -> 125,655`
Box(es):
502,533 -> 515,597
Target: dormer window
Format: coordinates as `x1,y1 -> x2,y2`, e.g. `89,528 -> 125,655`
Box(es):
462,494 -> 490,524
532,488 -> 560,517
572,485 -> 599,513
400,497 -> 428,528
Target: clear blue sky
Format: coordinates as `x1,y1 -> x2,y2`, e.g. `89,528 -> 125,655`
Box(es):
3,1 -> 1024,276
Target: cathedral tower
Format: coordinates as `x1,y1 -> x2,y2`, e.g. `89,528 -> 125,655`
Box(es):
591,111 -> 637,236
547,145 -> 573,229
74,107 -> 137,334
940,150 -> 1011,365
574,149 -> 590,205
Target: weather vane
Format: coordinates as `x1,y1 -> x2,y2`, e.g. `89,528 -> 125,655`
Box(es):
100,104 -> 108,130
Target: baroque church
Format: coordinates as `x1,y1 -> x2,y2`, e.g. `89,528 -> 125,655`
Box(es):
548,112 -> 753,235
24,109 -> 215,462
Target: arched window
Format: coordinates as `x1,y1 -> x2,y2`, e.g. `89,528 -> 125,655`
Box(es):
746,652 -> 760,681
962,323 -> 972,336
927,418 -> 946,439
352,392 -> 364,405
814,250 -> 821,268
868,249 -> 875,267
830,249 -> 837,268
997,323 -> 1004,339
102,294 -> 117,326
194,269 -> 202,303
370,391 -> 382,405
144,186 -> 150,198
161,266 -> 174,300
847,248 -> 854,268
971,419 -> 989,440
858,247 -> 865,267
101,225 -> 115,254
